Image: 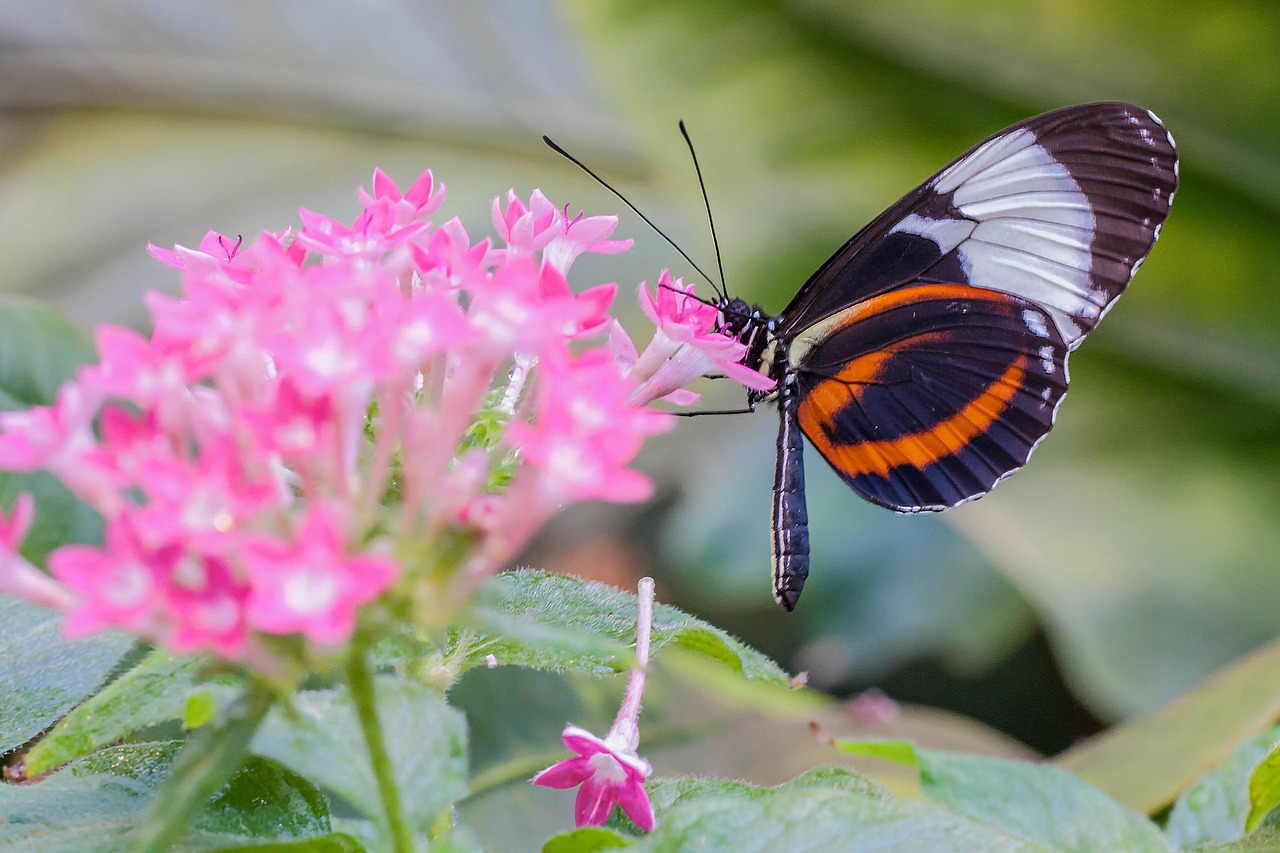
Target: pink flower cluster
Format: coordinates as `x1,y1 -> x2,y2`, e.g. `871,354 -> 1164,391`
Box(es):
0,169 -> 772,664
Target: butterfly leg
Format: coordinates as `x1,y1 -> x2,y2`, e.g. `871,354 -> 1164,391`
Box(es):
772,371 -> 810,611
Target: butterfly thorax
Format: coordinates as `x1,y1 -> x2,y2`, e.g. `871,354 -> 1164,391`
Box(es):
717,296 -> 786,404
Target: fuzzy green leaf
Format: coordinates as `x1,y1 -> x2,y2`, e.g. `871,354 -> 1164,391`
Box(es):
0,597 -> 133,753
250,675 -> 467,841
833,738 -> 1169,852
23,650 -> 238,775
1248,744 -> 1280,833
466,570 -> 788,685
0,741 -> 342,852
1166,727 -> 1280,847
636,787 -> 1035,852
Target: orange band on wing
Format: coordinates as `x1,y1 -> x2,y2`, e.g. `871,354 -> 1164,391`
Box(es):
829,284 -> 1011,334
799,354 -> 1028,478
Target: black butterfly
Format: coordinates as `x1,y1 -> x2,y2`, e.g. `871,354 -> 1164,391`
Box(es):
717,102 -> 1178,610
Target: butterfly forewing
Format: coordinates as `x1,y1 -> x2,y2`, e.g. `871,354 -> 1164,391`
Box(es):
778,102 -> 1178,348
772,102 -> 1175,516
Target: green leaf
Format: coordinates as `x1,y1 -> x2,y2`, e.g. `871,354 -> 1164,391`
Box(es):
133,683 -> 277,853
833,739 -> 1169,852
1056,636 -> 1280,815
0,597 -> 133,753
250,675 -> 468,841
827,738 -> 922,767
24,650 -> 239,775
637,786 -> 1035,852
0,297 -> 103,565
640,767 -> 887,819
203,837 -> 367,853
466,570 -> 789,685
1249,743 -> 1280,832
0,742 -> 340,852
1165,726 -> 1280,847
542,827 -> 634,853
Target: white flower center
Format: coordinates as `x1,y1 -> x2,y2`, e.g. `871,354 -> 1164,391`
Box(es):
587,752 -> 627,784
284,570 -> 338,615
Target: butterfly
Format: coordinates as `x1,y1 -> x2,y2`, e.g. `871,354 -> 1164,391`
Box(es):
715,102 -> 1178,610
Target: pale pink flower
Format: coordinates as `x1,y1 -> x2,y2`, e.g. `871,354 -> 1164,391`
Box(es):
534,577 -> 656,832
492,188 -> 561,260
507,352 -> 668,503
542,208 -> 632,275
626,273 -> 774,406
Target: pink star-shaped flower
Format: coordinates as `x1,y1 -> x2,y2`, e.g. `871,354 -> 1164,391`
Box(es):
533,725 -> 654,832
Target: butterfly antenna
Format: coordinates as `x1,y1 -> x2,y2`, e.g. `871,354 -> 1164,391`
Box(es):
678,120 -> 728,302
542,135 -> 723,294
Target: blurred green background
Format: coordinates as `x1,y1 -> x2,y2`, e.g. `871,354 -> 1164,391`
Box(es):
4,0 -> 1277,769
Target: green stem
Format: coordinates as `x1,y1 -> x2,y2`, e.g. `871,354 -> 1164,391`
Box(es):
346,639 -> 416,853
132,681 -> 275,853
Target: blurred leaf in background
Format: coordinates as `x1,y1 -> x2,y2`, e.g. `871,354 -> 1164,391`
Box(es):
559,0 -> 1280,733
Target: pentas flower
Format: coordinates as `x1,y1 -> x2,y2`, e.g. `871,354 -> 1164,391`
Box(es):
534,577 -> 657,832
0,166 -> 761,670
626,272 -> 775,406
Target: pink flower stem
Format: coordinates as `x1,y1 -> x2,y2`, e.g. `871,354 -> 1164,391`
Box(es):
609,576 -> 654,752
345,635 -> 415,853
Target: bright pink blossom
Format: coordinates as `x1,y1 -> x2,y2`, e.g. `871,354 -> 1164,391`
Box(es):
0,173 -> 761,666
358,168 -> 445,226
626,272 -> 774,406
243,507 -> 397,645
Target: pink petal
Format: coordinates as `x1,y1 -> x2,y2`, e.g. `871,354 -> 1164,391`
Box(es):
533,756 -> 593,789
616,779 -> 655,832
575,776 -> 622,827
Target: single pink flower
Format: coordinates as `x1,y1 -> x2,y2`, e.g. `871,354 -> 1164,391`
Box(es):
533,725 -> 655,831
242,506 -> 397,645
491,188 -> 561,259
147,229 -> 253,283
297,200 -> 427,260
542,208 -> 632,275
49,516 -> 165,638
507,352 -> 668,503
358,168 -> 445,226
534,577 -> 657,832
627,273 -> 774,406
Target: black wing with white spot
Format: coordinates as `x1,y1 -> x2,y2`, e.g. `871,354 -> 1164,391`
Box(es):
777,102 -> 1178,349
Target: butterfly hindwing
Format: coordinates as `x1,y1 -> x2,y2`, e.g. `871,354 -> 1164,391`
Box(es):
790,284 -> 1068,512
778,102 -> 1178,349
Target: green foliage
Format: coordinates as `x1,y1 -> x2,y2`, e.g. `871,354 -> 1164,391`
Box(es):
1165,727 -> 1280,847
250,676 -> 468,845
1057,637 -> 1280,815
833,738 -> 1169,852
463,570 -> 791,684
0,742 -> 351,852
0,598 -> 133,753
24,651 -> 239,775
1248,743 -> 1280,833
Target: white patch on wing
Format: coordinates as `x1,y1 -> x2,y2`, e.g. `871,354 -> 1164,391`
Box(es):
1038,344 -> 1056,375
1022,309 -> 1049,339
890,213 -> 974,254
934,128 -> 1096,346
